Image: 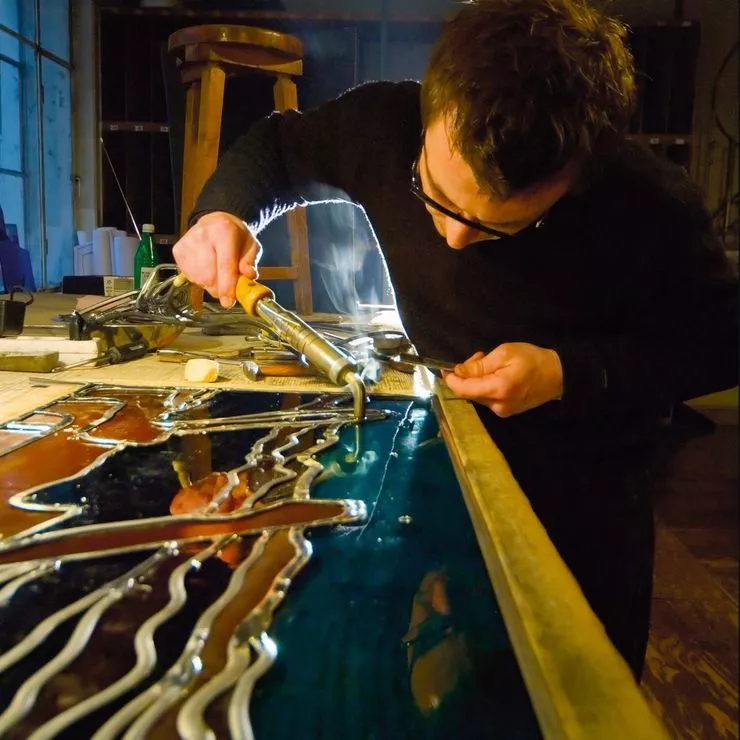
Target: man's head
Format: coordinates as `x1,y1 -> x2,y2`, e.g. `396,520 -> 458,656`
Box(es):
418,0 -> 635,248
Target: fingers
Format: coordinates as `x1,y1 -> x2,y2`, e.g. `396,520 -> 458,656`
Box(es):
171,212 -> 259,307
238,240 -> 262,279
443,343 -> 564,417
444,371 -> 505,401
444,372 -> 518,417
454,350 -> 492,378
215,239 -> 239,308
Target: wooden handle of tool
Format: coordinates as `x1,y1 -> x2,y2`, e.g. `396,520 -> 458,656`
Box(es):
235,276 -> 275,317
258,363 -> 316,377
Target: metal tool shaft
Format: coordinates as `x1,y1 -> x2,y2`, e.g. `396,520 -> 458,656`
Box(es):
235,278 -> 367,420
253,299 -> 351,384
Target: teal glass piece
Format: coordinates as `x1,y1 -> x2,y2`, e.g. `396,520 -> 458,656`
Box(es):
250,399 -> 541,738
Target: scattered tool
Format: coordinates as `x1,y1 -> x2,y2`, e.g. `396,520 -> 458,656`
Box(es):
374,351 -> 456,373
156,348 -> 249,363
240,360 -> 317,381
0,288 -> 33,337
336,331 -> 455,374
51,339 -> 150,373
156,349 -> 318,380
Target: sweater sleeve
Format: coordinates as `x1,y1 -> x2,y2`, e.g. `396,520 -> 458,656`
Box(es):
548,205 -> 738,419
190,80 -> 420,234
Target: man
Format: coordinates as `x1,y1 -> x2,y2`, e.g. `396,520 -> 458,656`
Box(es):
173,0 -> 738,680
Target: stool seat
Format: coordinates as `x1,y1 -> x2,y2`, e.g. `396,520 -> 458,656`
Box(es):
169,24 -> 312,314
168,24 -> 304,74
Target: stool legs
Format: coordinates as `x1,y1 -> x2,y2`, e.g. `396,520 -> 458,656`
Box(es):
178,65 -> 312,315
180,81 -> 200,235
273,75 -> 312,315
180,64 -> 226,235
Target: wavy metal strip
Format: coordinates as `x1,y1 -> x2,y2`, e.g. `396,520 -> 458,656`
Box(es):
0,561 -> 49,587
227,528 -> 312,740
177,528 -> 311,740
2,404 -> 365,554
228,633 -> 278,740
175,640 -> 253,740
204,425 -> 302,515
292,424 -> 343,501
100,532 -> 271,740
160,407 -> 385,433
0,410 -> 73,457
0,560 -> 57,606
0,386 -> 214,541
0,547 -> 174,733
27,536 -> 238,740
0,498 -> 364,572
240,427 -> 312,511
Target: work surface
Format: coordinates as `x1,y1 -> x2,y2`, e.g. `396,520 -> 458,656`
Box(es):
0,291 -> 669,739
0,292 -> 432,423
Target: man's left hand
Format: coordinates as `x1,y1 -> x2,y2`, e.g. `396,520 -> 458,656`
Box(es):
443,343 -> 563,417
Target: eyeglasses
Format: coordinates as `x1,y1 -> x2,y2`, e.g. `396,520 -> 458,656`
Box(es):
410,149 -> 547,240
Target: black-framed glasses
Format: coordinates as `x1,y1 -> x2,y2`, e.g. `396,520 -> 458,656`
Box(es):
410,150 -> 548,240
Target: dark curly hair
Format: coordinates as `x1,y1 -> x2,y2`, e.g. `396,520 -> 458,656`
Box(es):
421,0 -> 636,196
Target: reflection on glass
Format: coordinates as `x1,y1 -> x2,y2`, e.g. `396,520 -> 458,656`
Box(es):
404,569 -> 473,714
0,394 -> 541,738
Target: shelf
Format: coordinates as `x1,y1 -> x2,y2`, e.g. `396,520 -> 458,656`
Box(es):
100,123 -> 695,146
626,133 -> 694,146
154,234 -> 177,245
102,122 -> 170,133
98,6 -> 444,24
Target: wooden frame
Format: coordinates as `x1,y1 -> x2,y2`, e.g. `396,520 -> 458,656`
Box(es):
433,387 -> 669,739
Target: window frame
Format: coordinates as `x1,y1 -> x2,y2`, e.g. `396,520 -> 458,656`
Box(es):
0,0 -> 71,289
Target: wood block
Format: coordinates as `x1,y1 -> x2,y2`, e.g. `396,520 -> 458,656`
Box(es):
0,351 -> 59,373
0,336 -> 101,366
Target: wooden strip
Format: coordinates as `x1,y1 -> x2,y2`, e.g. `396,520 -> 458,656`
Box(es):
433,392 -> 670,739
272,75 -> 312,315
257,266 -> 299,281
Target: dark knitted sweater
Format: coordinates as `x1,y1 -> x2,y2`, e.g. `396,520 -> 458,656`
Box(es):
194,80 -> 738,456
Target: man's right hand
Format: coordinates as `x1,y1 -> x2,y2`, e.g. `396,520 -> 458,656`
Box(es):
172,211 -> 262,308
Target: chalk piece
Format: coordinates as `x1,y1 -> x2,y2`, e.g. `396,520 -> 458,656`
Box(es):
184,358 -> 220,382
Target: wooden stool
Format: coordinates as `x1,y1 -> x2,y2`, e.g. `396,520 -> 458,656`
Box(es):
168,24 -> 312,314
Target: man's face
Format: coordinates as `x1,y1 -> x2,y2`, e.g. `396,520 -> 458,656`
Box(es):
418,118 -> 573,249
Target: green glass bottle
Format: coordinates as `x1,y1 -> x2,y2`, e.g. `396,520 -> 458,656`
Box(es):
133,223 -> 158,289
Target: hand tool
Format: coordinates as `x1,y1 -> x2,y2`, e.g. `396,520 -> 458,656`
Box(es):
234,277 -> 366,420
240,360 -> 317,381
375,351 -> 456,373
156,349 -> 318,380
51,339 -> 150,373
156,348 -> 252,363
336,331 -> 455,374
